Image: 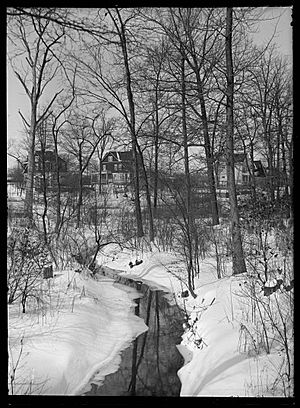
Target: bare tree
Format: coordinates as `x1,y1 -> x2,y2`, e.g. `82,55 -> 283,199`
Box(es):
225,7 -> 247,275
144,8 -> 222,225
36,119 -> 50,243
7,10 -> 65,221
105,8 -> 146,238
62,109 -> 113,228
48,74 -> 77,234
67,8 -> 160,240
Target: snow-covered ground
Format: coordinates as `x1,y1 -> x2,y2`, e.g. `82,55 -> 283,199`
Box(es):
8,237 -> 293,396
97,242 -> 294,397
8,269 -> 147,395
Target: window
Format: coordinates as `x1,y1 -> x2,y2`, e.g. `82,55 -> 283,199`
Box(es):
91,173 -> 98,183
102,164 -> 107,172
118,163 -> 123,171
113,173 -> 125,182
45,161 -> 51,172
108,155 -> 113,162
114,164 -> 118,171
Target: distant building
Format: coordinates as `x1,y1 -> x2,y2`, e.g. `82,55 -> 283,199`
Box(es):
100,150 -> 134,192
23,150 -> 68,191
7,175 -> 22,198
34,150 -> 68,173
217,152 -> 266,188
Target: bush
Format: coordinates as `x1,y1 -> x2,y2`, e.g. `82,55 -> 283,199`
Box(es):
237,277 -> 294,396
7,227 -> 50,313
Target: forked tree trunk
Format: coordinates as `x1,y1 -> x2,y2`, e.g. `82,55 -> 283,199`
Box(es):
194,69 -> 220,226
225,7 -> 247,276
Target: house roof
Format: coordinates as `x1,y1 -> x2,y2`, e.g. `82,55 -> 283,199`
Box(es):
219,152 -> 247,164
35,150 -> 66,162
118,151 -> 133,161
233,153 -> 246,163
103,150 -> 133,162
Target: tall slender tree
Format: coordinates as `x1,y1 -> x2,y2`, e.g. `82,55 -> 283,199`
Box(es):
106,8 -> 145,238
7,10 -> 65,221
225,7 -> 247,275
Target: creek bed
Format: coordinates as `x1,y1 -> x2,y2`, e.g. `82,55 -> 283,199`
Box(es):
83,266 -> 185,396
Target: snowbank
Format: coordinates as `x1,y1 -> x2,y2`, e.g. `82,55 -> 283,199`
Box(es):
8,240 -> 293,396
97,244 -> 293,397
97,243 -> 217,294
8,270 -> 147,395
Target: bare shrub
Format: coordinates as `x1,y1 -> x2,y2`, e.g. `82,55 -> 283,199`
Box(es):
7,227 -> 50,313
236,276 -> 294,396
154,216 -> 175,252
208,223 -> 231,278
8,334 -> 49,395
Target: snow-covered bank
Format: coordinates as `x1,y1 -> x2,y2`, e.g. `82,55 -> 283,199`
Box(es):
8,238 -> 293,396
8,270 -> 147,395
177,277 -> 287,396
97,242 -> 218,293
97,243 -> 294,397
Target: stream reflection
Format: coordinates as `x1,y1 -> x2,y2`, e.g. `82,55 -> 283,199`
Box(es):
84,277 -> 184,396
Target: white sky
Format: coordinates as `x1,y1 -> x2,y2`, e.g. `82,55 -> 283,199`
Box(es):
252,7 -> 292,59
6,7 -> 293,169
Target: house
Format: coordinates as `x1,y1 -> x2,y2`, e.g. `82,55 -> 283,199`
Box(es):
24,150 -> 68,191
7,175 -> 23,199
33,150 -> 68,174
99,150 -> 134,193
217,152 -> 265,189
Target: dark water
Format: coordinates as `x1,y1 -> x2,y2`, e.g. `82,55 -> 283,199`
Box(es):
84,270 -> 184,396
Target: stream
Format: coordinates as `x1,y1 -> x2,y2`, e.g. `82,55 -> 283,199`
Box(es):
83,267 -> 185,396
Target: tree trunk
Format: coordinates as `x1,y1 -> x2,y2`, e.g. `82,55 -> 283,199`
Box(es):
76,150 -> 83,228
153,92 -> 159,218
40,138 -> 48,244
225,7 -> 247,276
134,138 -> 155,241
181,53 -> 197,297
51,122 -> 62,234
53,136 -> 62,234
119,18 -> 144,238
264,118 -> 275,202
194,69 -> 219,225
77,174 -> 83,229
276,96 -> 289,202
249,143 -> 257,201
139,152 -> 155,241
288,139 -> 293,220
281,131 -> 289,199
24,99 -> 37,222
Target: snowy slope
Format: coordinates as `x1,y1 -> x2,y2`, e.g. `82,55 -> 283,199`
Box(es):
8,270 -> 147,395
8,241 -> 293,396
98,244 -> 293,397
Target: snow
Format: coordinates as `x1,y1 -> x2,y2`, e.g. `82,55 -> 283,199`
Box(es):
8,238 -> 293,396
96,243 -> 293,397
8,270 -> 147,395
